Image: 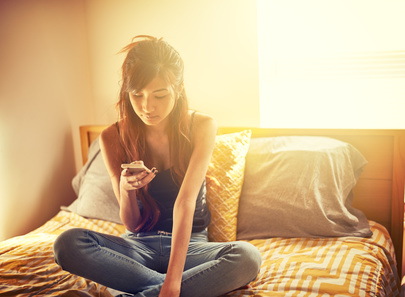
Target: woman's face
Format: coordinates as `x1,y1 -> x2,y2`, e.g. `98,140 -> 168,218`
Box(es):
129,76 -> 176,128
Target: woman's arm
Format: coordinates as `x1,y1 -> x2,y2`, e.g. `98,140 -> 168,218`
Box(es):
99,125 -> 156,232
159,113 -> 217,297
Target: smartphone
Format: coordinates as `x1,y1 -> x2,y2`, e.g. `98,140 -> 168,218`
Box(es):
121,163 -> 148,173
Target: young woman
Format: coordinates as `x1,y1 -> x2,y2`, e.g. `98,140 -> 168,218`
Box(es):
54,36 -> 261,297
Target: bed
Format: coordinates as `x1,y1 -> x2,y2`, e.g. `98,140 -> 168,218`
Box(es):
0,125 -> 404,296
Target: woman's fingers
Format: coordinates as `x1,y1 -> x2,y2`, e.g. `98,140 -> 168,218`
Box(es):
135,168 -> 158,187
121,167 -> 158,190
138,168 -> 158,186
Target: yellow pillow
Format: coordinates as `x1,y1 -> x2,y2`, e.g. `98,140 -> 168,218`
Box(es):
206,130 -> 251,242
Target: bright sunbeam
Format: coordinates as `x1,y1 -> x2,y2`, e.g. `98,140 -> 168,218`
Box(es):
257,0 -> 405,129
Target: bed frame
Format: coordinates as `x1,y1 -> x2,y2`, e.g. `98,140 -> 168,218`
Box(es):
79,125 -> 405,276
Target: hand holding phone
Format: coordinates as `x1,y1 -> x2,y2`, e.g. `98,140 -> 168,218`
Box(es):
121,162 -> 148,173
120,161 -> 158,191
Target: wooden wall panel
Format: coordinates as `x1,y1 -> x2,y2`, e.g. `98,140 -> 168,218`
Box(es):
353,179 -> 392,231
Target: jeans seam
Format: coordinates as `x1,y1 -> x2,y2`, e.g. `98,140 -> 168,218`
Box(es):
100,231 -> 160,256
97,241 -> 144,266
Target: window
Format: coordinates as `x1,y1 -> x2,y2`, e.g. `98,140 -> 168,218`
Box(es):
257,0 -> 405,128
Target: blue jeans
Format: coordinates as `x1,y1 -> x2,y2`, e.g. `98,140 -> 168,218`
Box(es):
53,228 -> 262,297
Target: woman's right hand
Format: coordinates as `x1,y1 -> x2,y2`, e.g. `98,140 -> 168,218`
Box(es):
120,161 -> 158,192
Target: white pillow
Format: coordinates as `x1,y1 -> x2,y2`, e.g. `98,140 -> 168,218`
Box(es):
237,136 -> 372,239
62,138 -> 122,224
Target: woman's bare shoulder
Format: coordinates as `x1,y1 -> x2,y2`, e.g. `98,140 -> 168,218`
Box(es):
190,111 -> 217,141
99,123 -> 122,155
190,111 -> 217,131
100,123 -> 120,143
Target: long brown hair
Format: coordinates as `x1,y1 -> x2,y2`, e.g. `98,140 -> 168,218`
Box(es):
116,35 -> 192,231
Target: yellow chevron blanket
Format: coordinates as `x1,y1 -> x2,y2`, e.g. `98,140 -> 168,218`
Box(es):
0,212 -> 400,296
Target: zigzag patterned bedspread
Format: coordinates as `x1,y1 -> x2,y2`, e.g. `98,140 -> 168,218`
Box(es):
0,211 -> 400,296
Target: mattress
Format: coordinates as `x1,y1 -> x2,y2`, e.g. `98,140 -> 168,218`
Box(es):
0,211 -> 400,296
228,221 -> 399,297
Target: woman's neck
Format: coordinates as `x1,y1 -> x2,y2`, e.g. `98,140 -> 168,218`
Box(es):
144,123 -> 169,140
144,125 -> 171,171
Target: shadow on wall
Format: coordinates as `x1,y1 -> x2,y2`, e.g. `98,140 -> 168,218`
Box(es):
4,129 -> 77,240
0,0 -> 92,241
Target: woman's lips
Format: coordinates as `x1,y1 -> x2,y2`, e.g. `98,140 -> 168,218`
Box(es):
144,114 -> 158,120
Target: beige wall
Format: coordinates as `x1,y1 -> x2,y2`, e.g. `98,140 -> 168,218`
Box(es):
84,0 -> 260,127
0,0 -> 259,240
0,0 -> 94,240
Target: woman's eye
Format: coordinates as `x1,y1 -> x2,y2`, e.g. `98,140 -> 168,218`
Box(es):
130,93 -> 143,98
155,95 -> 167,99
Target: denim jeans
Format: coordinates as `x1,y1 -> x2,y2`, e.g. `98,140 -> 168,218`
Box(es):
53,228 -> 262,297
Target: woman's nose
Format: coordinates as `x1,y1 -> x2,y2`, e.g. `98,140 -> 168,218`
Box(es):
142,97 -> 155,112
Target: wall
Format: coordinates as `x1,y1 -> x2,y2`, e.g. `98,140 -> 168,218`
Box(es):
0,0 -> 259,240
0,0 -> 93,240
83,0 -> 260,127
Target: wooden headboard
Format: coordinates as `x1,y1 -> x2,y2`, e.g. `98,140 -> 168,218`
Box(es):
79,125 -> 405,275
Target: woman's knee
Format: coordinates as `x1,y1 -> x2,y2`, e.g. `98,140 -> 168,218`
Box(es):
53,228 -> 88,268
231,241 -> 262,280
